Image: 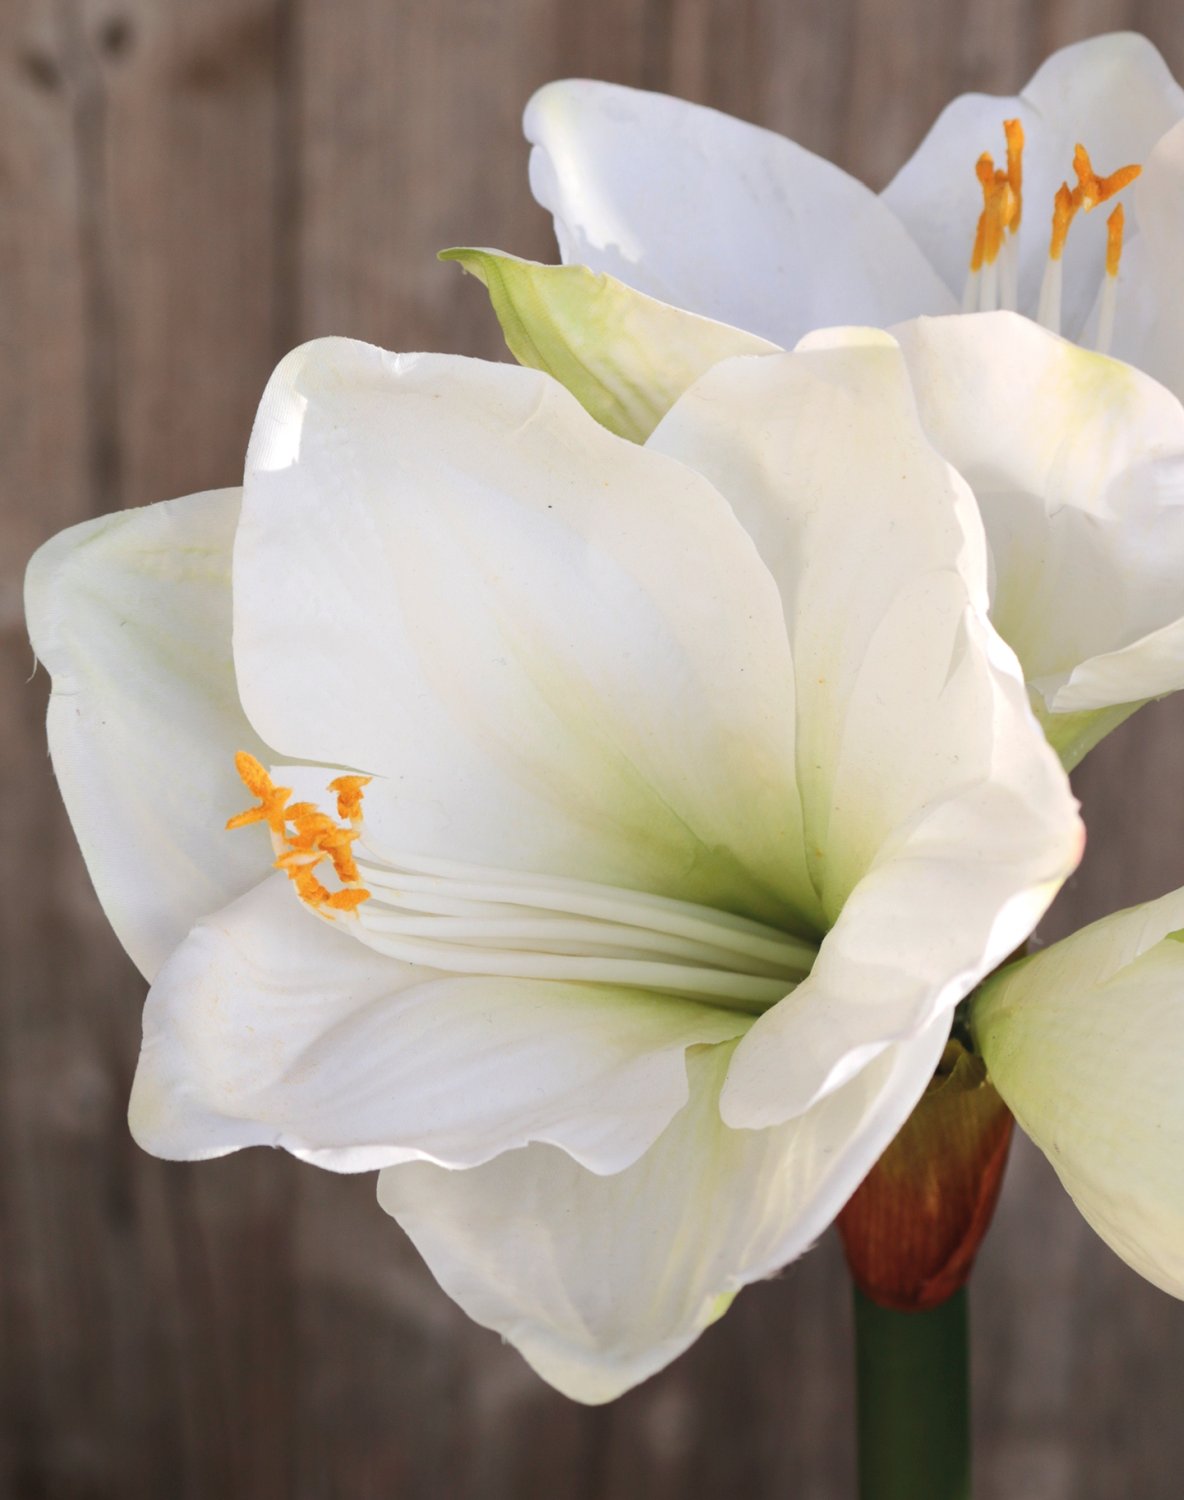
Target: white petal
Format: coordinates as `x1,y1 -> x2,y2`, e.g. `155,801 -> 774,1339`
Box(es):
1125,120 -> 1184,399
24,490 -> 272,981
236,337 -> 820,934
378,1015 -> 949,1403
129,874 -> 748,1174
648,333 -> 1083,1123
973,888 -> 1184,1298
883,33 -> 1184,335
525,80 -> 955,348
893,312 -> 1184,714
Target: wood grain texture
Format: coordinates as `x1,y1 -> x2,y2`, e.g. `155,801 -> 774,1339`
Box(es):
3,2 -> 1183,1495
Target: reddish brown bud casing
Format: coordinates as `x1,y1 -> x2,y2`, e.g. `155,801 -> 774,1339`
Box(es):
837,1040 -> 1013,1312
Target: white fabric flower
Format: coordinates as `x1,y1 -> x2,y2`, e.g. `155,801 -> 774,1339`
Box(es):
972,890 -> 1184,1299
26,332 -> 1081,1401
527,34 -> 1184,382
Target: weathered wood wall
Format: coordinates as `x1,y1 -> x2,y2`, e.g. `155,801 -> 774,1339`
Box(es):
3,2 -> 1184,1496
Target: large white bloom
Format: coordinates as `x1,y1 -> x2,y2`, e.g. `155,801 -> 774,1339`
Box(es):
525,33 -> 1184,385
26,332 -> 1081,1402
971,890 -> 1184,1298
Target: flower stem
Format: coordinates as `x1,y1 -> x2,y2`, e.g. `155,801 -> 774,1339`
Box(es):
853,1285 -> 970,1500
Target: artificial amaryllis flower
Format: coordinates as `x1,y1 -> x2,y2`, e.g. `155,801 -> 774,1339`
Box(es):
971,889 -> 1184,1298
526,33 -> 1184,385
27,331 -> 1082,1402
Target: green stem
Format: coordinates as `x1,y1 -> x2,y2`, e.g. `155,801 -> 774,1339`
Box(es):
853,1286 -> 970,1500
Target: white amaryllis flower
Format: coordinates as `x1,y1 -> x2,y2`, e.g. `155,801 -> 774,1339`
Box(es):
526,33 -> 1184,387
27,333 -> 1081,1403
971,889 -> 1184,1298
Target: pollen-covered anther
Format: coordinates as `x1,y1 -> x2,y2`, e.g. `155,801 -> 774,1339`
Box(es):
226,751 -> 371,913
1049,182 -> 1079,262
1071,143 -> 1141,212
328,774 -> 372,823
226,751 -> 292,833
965,144 -> 1021,313
967,128 -> 1023,278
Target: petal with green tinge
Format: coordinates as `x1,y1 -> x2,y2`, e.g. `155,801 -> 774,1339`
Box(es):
972,887 -> 1184,1299
441,247 -> 774,441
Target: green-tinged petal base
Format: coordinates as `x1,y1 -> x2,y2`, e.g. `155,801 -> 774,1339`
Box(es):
442,247 -> 772,441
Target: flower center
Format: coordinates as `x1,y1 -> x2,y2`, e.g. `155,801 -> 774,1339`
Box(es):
963,121 -> 1141,354
227,753 -> 814,1014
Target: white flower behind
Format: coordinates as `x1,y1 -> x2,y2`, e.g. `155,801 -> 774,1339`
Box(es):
526,34 -> 1184,383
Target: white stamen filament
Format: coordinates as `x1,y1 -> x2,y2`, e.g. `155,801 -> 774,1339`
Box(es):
343,842 -> 816,1013
961,268 -> 980,313
1095,273 -> 1118,356
999,234 -> 1019,313
978,257 -> 999,313
1036,258 -> 1062,335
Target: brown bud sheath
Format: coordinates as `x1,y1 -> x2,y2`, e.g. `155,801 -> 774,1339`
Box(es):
837,1039 -> 1013,1312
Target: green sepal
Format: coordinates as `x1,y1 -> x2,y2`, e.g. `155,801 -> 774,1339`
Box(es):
441,247 -> 774,442
1030,694 -> 1145,772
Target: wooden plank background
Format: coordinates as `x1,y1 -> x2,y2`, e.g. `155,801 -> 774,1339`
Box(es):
3,1 -> 1184,1495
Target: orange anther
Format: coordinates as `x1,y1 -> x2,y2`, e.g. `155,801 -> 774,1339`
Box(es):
325,888 -> 371,913
226,754 -> 372,914
1049,144 -> 1141,263
226,751 -> 292,834
1004,119 -> 1024,229
969,142 -> 1019,270
1049,182 -> 1078,261
982,180 -> 1015,266
233,751 -> 273,800
275,848 -> 325,871
1072,143 -> 1099,208
1072,142 -> 1141,210
288,813 -> 340,847
328,774 -> 372,822
1106,202 -> 1125,278
285,802 -> 321,821
292,866 -> 333,908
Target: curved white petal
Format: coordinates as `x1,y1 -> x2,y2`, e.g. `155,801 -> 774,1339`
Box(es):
893,312 -> 1184,713
130,875 -> 749,1174
883,33 -> 1184,336
525,80 -> 955,349
973,888 -> 1184,1298
648,333 -> 1083,1124
24,490 -> 273,981
237,337 -> 820,934
378,1014 -> 949,1404
1127,120 -> 1184,399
